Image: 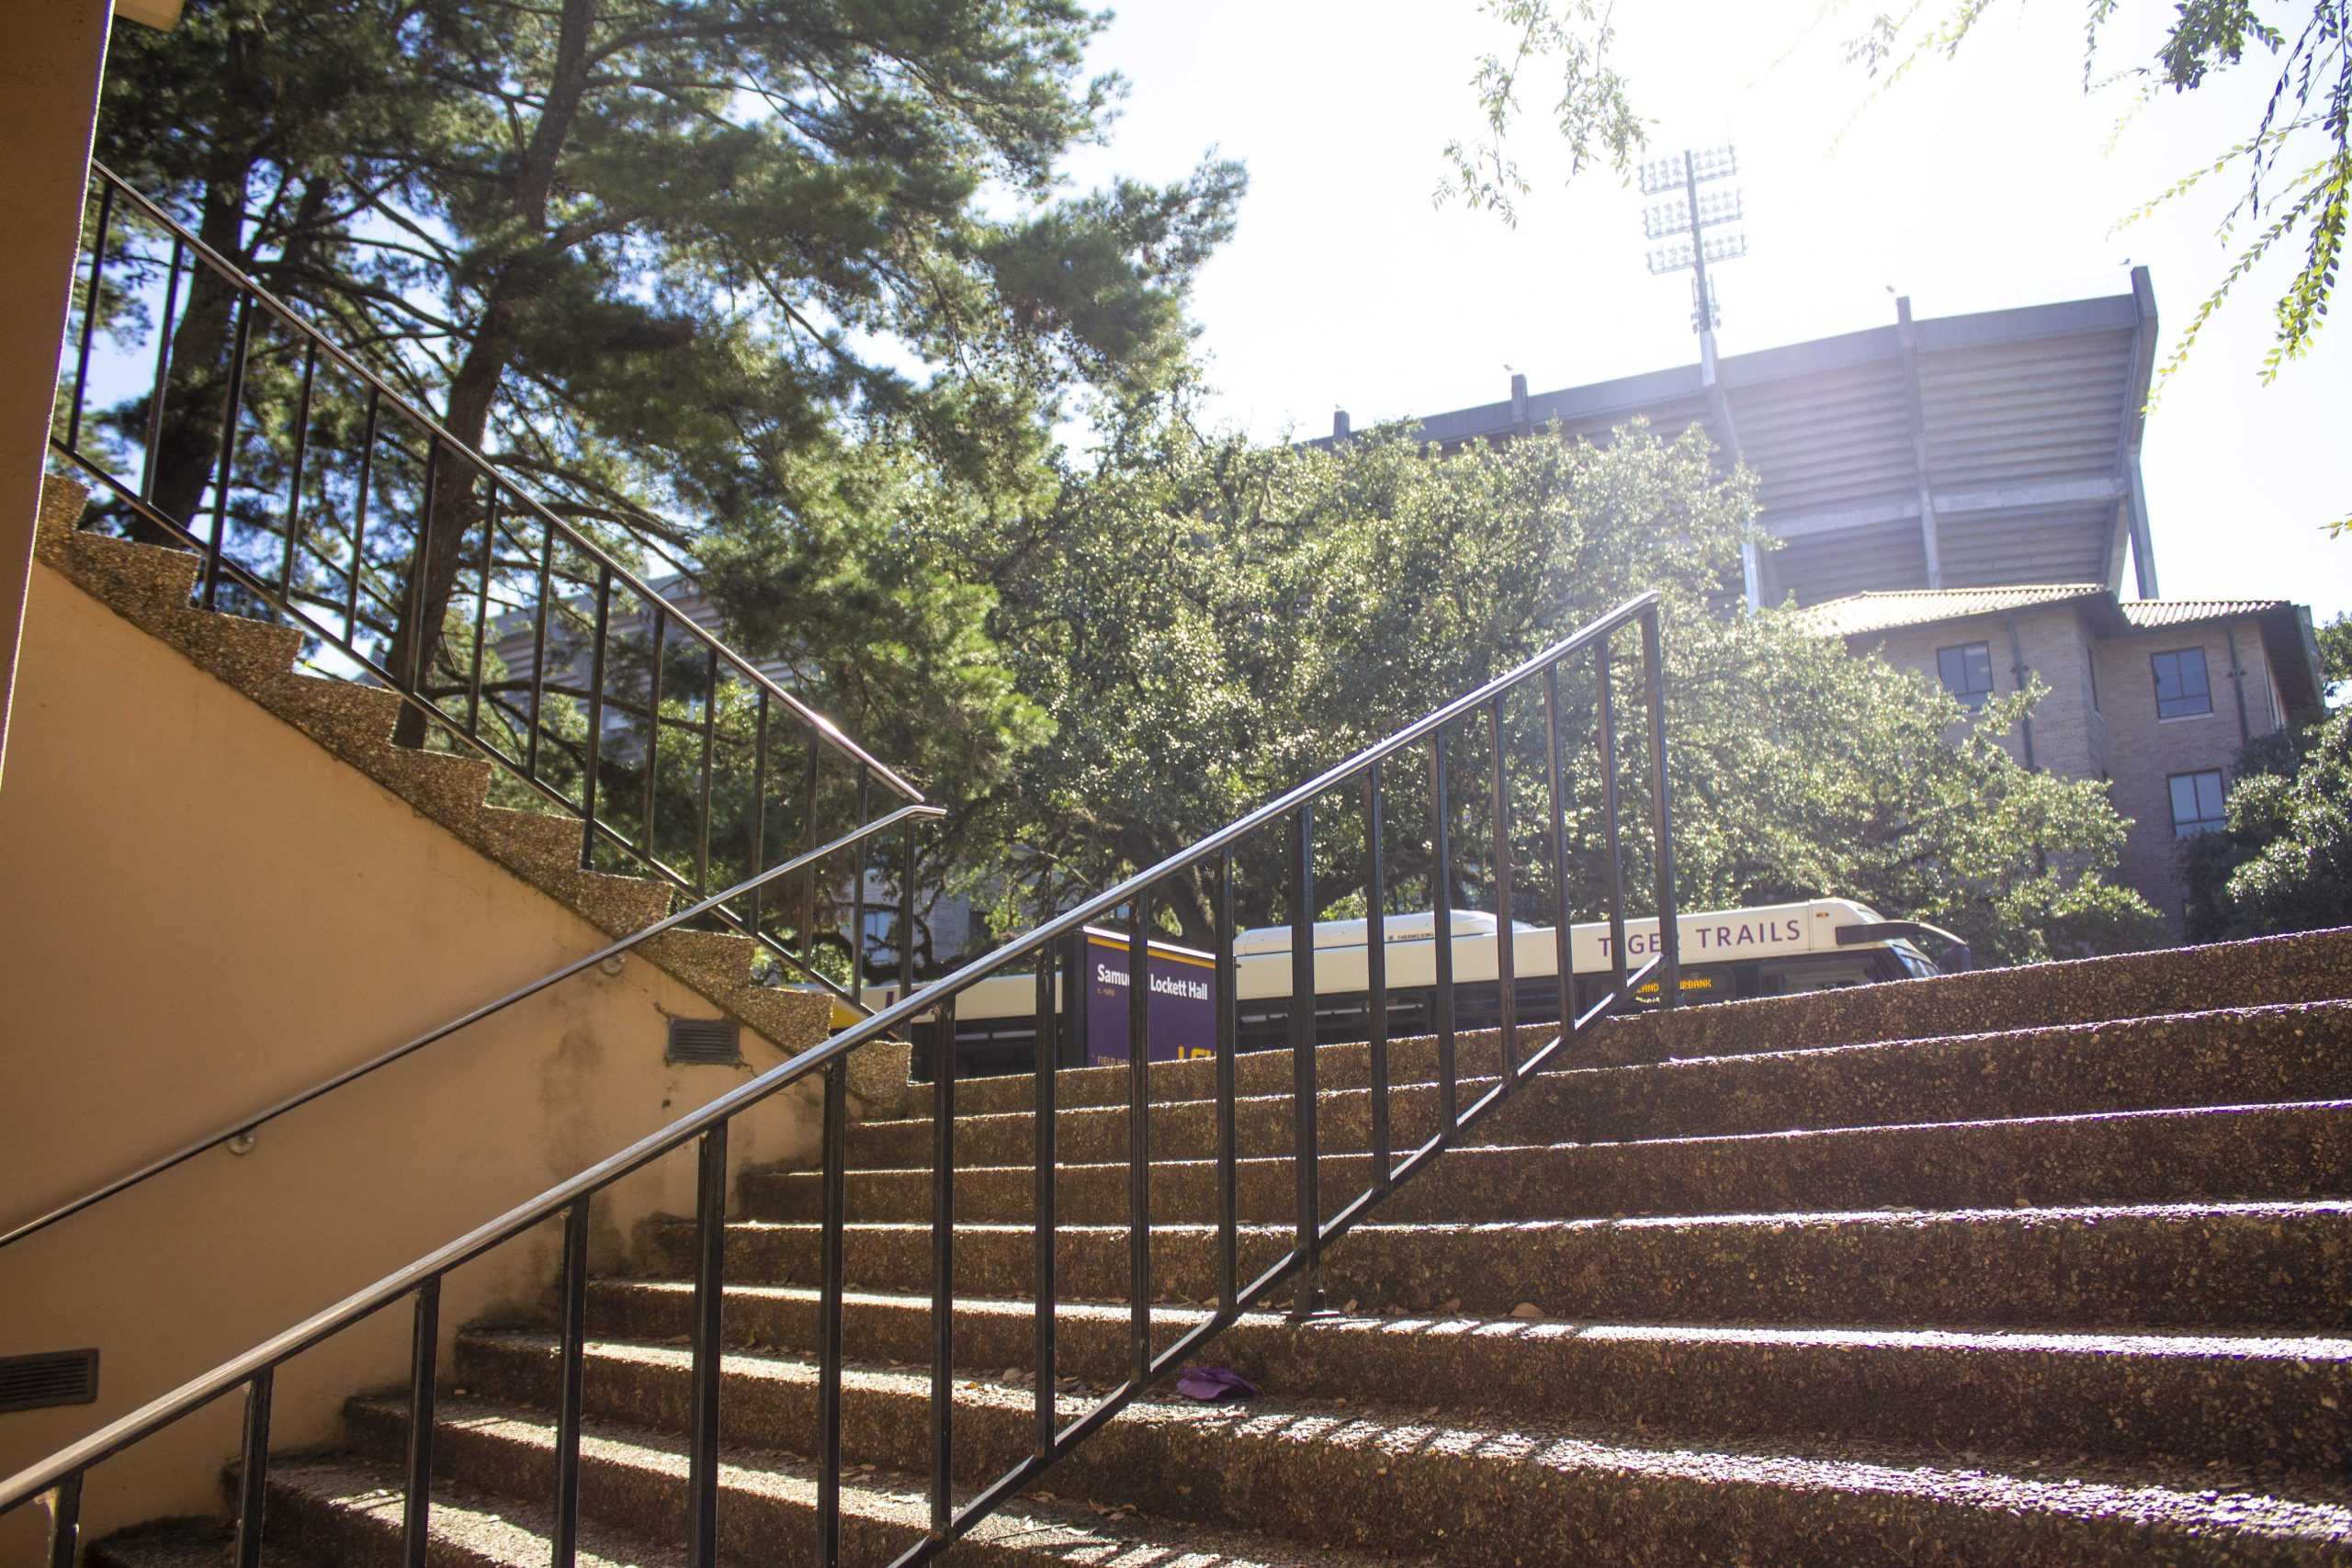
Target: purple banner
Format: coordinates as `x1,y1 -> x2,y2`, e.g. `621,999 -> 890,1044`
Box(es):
1080,928 -> 1216,1066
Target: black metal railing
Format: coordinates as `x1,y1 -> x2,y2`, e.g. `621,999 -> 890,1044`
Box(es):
0,802 -> 942,1258
0,588 -> 1679,1568
51,164 -> 922,1010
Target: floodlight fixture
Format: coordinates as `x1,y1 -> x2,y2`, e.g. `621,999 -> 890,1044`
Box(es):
1642,187 -> 1744,240
1637,143 -> 1736,197
1632,142 -> 1749,362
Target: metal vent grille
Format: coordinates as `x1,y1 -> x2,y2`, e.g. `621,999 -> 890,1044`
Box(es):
0,1348 -> 98,1414
667,1017 -> 741,1066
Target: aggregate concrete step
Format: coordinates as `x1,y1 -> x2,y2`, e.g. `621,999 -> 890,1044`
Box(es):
846,1000 -> 2352,1170
347,1377 -> 2352,1568
88,1517 -> 330,1568
479,1304 -> 2352,1478
1589,923 -> 2352,1068
334,1397 -> 1399,1568
752,1100 -> 2352,1227
941,926 -> 2352,1124
641,1201 -> 2352,1331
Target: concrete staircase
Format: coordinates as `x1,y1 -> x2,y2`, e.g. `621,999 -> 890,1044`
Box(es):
31,475 -> 868,1080
95,927 -> 2352,1563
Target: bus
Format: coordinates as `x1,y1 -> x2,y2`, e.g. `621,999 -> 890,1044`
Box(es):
879,898 -> 1966,1079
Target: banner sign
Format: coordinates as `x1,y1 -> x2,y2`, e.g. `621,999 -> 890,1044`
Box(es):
1080,927 -> 1216,1066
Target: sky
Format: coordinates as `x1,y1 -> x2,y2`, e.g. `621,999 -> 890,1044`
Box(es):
1057,0 -> 2349,626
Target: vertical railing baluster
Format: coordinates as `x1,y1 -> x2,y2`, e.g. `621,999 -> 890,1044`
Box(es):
65,178 -> 113,456
1430,733 -> 1457,1131
580,568 -> 613,869
403,439 -> 441,692
279,340 -> 318,617
1126,901 -> 1152,1385
466,482 -> 493,738
402,1278 -> 439,1568
1364,765 -> 1389,1186
1595,635 -> 1628,999
1544,663 -> 1575,1037
746,691 -> 771,942
526,517 -> 554,782
232,1368 -> 272,1568
1490,695 -> 1518,1079
345,388 -> 379,639
695,652 -> 718,897
686,1124 -> 728,1568
44,1473 -> 81,1568
817,1060 -> 848,1565
850,766 -> 873,998
1288,805 -> 1321,1319
930,996 -> 958,1539
642,606 -> 667,853
899,818 -> 917,998
202,293 -> 255,611
1032,945 -> 1057,1454
1641,607 -> 1680,1009
797,740 -> 821,964
552,1201 -> 589,1568
140,235 -> 185,504
1215,846 -> 1239,1312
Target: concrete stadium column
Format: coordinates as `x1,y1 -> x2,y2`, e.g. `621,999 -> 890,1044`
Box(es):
0,0 -> 116,795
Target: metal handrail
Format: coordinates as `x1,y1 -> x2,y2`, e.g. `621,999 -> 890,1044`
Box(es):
0,802 -> 943,1257
2,591 -> 1681,1568
72,164 -> 922,803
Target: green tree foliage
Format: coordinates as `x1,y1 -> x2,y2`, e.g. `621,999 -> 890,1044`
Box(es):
958,412 -> 2162,966
2185,705 -> 2352,937
90,0 -> 1242,768
2318,610 -> 2352,696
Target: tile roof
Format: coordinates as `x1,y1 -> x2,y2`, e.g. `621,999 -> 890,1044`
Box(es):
1796,584 -> 2107,638
2118,598 -> 2297,629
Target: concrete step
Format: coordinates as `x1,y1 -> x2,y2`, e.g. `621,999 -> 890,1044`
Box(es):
1587,923 -> 2352,1068
333,1397 -> 1396,1568
942,927 -> 2352,1124
752,1100 -> 2352,1226
846,1000 -> 2352,1170
641,1200 -> 2352,1331
349,1373 -> 2352,1568
507,1298 -> 2352,1479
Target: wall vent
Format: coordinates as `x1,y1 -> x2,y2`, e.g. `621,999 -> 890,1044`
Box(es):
667,1017 -> 741,1066
0,1348 -> 98,1414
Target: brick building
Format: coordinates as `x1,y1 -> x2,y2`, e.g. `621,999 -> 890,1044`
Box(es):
1802,586 -> 2324,930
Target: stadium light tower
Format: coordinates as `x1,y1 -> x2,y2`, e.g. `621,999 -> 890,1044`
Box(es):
1639,145 -> 1747,380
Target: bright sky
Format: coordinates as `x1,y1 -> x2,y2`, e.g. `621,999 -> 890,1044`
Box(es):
1059,0 -> 2350,626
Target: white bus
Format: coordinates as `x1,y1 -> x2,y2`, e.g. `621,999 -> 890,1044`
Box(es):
879,898 -> 1966,1079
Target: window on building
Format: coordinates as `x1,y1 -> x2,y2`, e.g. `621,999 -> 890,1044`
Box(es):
2152,648 -> 2212,719
2168,770 -> 2228,838
862,908 -> 899,967
1937,642 -> 1996,711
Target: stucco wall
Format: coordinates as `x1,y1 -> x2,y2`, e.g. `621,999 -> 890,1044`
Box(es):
0,0 -> 109,789
2097,617 -> 2282,932
0,557 -> 827,1550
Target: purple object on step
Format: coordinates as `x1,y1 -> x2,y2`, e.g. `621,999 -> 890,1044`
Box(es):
1174,1366 -> 1260,1403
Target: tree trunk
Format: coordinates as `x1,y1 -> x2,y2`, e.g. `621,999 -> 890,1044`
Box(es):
386,325 -> 506,749
141,173 -> 253,549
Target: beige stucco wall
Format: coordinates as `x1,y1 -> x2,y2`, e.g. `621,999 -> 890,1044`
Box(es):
0,557 -> 826,1551
2097,616 -> 2282,932
0,0 -> 111,789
